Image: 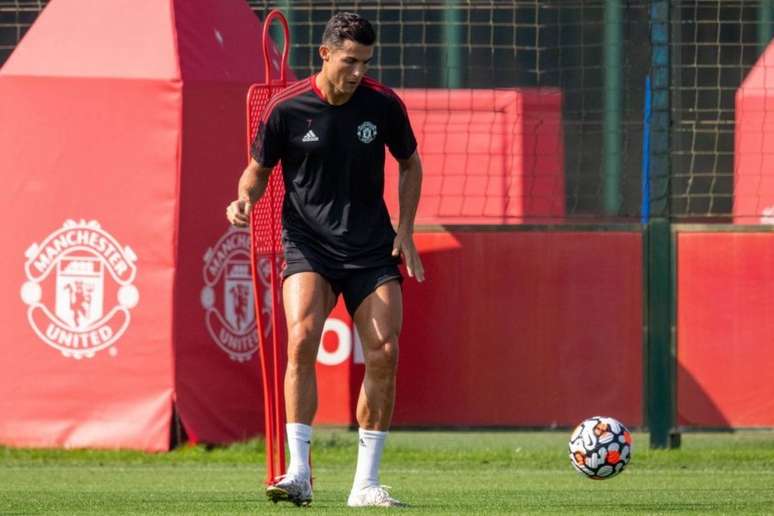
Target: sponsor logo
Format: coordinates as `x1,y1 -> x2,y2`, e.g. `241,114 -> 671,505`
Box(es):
761,205 -> 774,224
317,319 -> 365,366
302,130 -> 320,142
201,227 -> 271,362
357,121 -> 377,144
20,220 -> 139,359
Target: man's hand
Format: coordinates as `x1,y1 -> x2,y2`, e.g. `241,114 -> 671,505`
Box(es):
227,160 -> 272,227
392,229 -> 425,282
226,199 -> 252,227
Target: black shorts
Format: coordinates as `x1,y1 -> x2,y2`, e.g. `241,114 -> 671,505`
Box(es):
282,252 -> 403,317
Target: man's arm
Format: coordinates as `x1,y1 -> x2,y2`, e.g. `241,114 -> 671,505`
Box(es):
226,158 -> 273,227
392,150 -> 425,282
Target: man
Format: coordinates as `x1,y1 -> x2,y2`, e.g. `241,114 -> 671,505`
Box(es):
226,12 -> 424,508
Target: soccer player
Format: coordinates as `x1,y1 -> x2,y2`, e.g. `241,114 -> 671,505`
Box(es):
226,12 -> 424,508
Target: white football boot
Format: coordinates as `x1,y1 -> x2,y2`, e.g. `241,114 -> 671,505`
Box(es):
347,485 -> 407,508
266,474 -> 312,507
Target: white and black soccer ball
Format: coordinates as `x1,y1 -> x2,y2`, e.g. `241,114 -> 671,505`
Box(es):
568,416 -> 632,479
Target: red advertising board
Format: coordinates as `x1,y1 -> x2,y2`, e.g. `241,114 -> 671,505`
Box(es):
0,76 -> 178,451
0,0 -> 288,450
314,231 -> 644,428
677,232 -> 774,427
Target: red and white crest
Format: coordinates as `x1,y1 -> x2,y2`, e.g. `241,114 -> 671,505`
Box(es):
201,227 -> 264,362
20,220 -> 139,359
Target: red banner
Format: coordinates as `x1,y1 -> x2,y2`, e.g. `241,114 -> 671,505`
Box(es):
678,232 -> 774,427
313,231 -> 644,428
0,0 -> 288,450
0,76 -> 179,451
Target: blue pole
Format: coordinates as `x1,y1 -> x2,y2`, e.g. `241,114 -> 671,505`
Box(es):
649,1 -> 670,216
646,0 -> 677,450
641,75 -> 652,224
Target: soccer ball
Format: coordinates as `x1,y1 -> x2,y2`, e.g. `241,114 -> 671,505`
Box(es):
568,416 -> 632,479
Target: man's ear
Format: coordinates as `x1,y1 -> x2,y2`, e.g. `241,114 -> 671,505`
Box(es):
319,45 -> 330,62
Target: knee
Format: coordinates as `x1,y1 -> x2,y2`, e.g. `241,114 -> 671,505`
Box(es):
365,334 -> 399,375
287,321 -> 320,367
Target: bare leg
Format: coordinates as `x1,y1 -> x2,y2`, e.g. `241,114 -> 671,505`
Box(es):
347,280 -> 404,505
353,280 -> 403,430
266,272 -> 336,505
282,272 -> 337,424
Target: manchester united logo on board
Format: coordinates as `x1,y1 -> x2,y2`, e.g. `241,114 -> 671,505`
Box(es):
201,227 -> 271,362
357,121 -> 377,144
20,220 -> 139,359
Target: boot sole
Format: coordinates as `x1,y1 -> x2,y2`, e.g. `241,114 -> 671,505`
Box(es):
266,485 -> 312,507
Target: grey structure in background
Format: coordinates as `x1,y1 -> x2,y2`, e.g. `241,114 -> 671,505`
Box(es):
1,0 -> 772,221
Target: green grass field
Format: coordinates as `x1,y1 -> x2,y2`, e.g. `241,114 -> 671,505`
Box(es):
2,430 -> 774,514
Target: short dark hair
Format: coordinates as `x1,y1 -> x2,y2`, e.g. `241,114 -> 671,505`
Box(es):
322,12 -> 376,47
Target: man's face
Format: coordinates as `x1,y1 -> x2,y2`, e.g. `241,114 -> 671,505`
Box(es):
320,39 -> 374,95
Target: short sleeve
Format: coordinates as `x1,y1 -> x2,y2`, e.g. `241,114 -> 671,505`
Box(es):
385,94 -> 417,160
251,105 -> 284,167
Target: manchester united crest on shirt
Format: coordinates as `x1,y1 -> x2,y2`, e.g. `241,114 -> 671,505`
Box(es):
20,220 -> 139,359
357,121 -> 377,143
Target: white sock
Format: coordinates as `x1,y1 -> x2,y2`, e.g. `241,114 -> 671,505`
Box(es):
351,428 -> 387,492
286,423 -> 312,479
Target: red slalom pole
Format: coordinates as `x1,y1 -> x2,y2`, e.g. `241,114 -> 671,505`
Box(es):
247,9 -> 291,485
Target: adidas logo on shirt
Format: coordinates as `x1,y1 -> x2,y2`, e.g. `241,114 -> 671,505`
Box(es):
302,130 -> 319,142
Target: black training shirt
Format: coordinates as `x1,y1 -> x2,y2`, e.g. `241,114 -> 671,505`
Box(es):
251,75 -> 417,269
